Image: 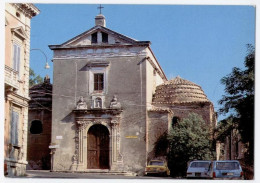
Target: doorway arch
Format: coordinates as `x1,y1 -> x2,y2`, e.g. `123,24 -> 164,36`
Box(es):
87,124 -> 109,169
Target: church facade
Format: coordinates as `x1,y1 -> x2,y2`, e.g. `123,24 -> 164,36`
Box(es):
48,13 -> 216,174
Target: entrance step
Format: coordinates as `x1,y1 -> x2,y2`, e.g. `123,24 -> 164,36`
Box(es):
65,169 -> 137,176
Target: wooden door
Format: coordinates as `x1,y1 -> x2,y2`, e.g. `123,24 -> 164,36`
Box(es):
87,124 -> 109,169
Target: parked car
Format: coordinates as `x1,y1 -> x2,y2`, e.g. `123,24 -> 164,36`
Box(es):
209,160 -> 244,180
145,159 -> 170,176
186,160 -> 211,178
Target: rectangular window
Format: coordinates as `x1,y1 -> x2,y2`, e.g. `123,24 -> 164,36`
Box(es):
102,32 -> 108,43
12,43 -> 20,73
91,32 -> 97,43
11,110 -> 19,145
94,73 -> 104,91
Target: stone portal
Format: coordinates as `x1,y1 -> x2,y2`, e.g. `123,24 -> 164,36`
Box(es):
72,109 -> 123,172
87,124 -> 109,169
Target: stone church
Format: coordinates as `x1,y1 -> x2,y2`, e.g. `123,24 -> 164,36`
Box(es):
48,13 -> 216,174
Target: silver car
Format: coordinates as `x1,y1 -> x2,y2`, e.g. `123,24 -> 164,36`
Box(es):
186,160 -> 211,178
209,160 -> 244,179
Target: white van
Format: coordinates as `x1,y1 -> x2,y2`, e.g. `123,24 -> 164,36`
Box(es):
186,160 -> 211,178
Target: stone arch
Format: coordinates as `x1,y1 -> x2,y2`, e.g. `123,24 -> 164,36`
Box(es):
85,120 -> 111,135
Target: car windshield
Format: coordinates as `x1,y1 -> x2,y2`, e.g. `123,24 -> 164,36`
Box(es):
190,162 -> 210,168
149,161 -> 164,166
216,162 -> 240,170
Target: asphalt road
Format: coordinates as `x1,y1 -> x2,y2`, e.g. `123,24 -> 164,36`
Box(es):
22,170 -> 175,179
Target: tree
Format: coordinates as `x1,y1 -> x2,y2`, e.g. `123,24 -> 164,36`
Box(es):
215,117 -> 233,143
218,44 -> 254,163
167,113 -> 215,177
29,68 -> 43,87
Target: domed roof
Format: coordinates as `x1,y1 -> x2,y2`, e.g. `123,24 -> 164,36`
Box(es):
29,75 -> 52,109
153,76 -> 210,104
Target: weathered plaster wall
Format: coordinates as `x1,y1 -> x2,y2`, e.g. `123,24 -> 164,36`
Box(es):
51,46 -> 150,173
147,111 -> 170,161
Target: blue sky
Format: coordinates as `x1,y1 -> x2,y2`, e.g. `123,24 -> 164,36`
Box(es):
30,4 -> 255,120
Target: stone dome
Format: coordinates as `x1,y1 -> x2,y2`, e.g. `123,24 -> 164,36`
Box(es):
153,76 -> 210,104
29,75 -> 52,109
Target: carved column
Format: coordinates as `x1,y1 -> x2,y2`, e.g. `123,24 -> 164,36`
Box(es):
110,119 -> 123,170
71,120 -> 90,171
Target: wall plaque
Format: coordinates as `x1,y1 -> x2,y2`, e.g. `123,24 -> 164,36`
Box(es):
56,136 -> 63,140
125,135 -> 138,139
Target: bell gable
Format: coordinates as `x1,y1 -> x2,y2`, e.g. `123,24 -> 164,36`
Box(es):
49,25 -> 150,49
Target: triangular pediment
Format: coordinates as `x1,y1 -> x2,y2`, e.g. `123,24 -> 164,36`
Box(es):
60,26 -> 147,47
11,26 -> 27,40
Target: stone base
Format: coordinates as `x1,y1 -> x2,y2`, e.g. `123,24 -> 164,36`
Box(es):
6,159 -> 27,177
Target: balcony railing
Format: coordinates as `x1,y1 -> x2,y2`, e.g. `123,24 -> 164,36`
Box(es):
5,65 -> 19,90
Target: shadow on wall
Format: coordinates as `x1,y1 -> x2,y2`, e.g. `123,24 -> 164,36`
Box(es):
61,112 -> 74,123
148,131 -> 169,162
26,155 -> 51,170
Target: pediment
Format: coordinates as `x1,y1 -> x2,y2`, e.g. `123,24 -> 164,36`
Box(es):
11,26 -> 27,40
61,26 -> 140,47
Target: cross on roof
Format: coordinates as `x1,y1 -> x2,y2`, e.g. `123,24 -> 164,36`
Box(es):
97,4 -> 104,14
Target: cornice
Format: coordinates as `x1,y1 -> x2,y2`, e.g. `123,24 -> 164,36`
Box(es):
12,3 -> 40,18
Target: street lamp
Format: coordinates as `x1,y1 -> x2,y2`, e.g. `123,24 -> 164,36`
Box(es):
30,48 -> 50,69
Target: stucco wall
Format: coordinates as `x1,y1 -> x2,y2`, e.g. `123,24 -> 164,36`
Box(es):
5,4 -> 38,176
147,111 -> 170,161
51,46 -> 150,173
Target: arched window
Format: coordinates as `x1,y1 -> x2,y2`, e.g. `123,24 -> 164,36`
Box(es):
172,116 -> 180,127
30,120 -> 43,134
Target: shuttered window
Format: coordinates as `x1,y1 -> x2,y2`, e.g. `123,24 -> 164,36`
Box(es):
12,43 -> 21,73
11,110 -> 19,145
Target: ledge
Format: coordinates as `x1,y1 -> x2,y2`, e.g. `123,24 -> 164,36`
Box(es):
73,108 -> 123,115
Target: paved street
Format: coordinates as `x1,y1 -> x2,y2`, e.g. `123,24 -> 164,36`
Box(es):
22,170 -> 175,179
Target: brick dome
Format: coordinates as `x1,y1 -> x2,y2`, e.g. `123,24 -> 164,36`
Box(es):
29,75 -> 52,109
153,76 -> 210,104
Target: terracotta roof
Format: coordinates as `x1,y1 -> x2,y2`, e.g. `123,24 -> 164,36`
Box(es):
153,76 -> 210,104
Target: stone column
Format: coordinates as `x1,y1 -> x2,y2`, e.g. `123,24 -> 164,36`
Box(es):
110,119 -> 123,171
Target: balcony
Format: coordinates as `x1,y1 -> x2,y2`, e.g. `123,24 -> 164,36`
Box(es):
5,65 -> 19,90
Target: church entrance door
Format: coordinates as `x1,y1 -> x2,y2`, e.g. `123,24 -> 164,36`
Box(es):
87,124 -> 109,169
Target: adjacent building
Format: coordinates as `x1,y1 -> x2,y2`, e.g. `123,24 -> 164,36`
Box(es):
27,76 -> 52,170
48,13 -> 216,175
4,3 -> 39,176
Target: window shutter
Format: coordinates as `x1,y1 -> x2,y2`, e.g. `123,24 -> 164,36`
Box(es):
13,44 -> 17,70
16,46 -> 20,73
11,110 -> 19,145
12,44 -> 20,73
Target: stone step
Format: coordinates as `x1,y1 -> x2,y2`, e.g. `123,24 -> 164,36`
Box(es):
52,170 -> 137,176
